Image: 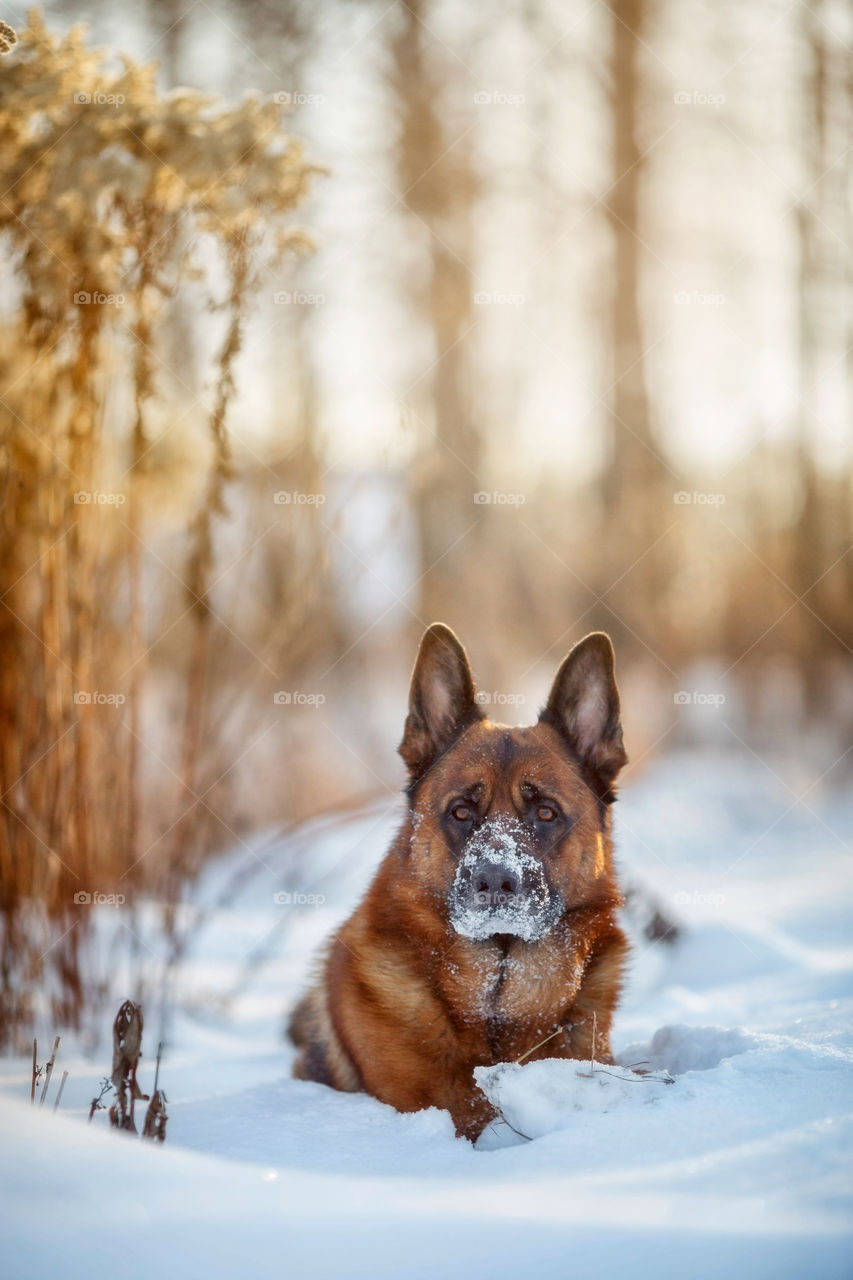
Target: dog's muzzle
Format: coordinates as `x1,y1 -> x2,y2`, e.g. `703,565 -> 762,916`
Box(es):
448,819 -> 560,942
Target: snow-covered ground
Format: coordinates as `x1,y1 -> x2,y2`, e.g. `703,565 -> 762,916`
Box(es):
1,750 -> 852,1279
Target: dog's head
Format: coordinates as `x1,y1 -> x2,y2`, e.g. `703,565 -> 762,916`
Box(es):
399,624 -> 628,943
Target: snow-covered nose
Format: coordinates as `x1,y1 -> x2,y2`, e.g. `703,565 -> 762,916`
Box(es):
448,817 -> 560,941
470,858 -> 520,901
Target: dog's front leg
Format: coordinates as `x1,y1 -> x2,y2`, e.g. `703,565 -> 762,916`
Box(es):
446,1078 -> 499,1143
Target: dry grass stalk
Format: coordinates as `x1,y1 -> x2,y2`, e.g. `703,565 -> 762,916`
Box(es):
0,13 -> 316,1045
516,1024 -> 565,1065
39,1034 -> 60,1106
574,1012 -> 599,1079
165,228 -> 255,919
108,1000 -> 148,1132
53,1069 -> 69,1111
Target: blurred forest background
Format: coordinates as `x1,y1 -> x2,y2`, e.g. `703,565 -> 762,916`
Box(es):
0,0 -> 851,1042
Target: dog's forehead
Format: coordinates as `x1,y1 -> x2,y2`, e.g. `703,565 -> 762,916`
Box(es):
422,719 -> 583,799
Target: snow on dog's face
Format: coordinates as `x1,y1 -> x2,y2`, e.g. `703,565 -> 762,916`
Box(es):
399,625 -> 628,942
448,815 -> 562,941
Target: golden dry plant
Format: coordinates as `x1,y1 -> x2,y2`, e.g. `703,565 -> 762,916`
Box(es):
0,21 -> 17,55
0,11 -> 318,1044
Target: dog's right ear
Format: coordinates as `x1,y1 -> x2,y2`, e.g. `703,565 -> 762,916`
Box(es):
399,624 -> 482,783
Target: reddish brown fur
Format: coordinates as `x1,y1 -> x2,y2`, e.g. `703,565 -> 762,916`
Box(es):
291,628 -> 630,1141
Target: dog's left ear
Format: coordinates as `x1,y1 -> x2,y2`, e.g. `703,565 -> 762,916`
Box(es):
541,632 -> 627,789
399,623 -> 482,782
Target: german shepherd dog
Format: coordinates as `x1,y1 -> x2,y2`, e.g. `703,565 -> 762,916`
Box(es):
289,624 -> 630,1141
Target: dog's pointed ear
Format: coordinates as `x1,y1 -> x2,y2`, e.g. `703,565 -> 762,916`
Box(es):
540,632 -> 627,788
399,624 -> 482,781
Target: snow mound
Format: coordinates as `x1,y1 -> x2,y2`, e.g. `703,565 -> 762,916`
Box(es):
475,1058 -> 674,1139
617,1024 -> 756,1074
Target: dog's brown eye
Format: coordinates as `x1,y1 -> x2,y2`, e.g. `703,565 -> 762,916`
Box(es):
451,803 -> 471,822
537,804 -> 557,822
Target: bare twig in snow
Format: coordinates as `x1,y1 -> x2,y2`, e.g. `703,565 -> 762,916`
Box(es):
53,1070 -> 69,1111
88,1077 -> 112,1122
592,1066 -> 674,1085
152,1041 -> 164,1095
39,1035 -> 60,1106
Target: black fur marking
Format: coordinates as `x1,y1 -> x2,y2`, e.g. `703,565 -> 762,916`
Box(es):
302,1039 -> 334,1086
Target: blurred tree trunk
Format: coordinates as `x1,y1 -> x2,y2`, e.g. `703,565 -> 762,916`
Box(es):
391,0 -> 480,627
148,0 -> 184,84
599,0 -> 667,640
795,0 -> 847,706
845,22 -> 853,647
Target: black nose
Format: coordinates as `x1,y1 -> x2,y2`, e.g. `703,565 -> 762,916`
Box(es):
472,860 -> 520,900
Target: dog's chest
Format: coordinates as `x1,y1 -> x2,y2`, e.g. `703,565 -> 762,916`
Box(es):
439,937 -> 586,1054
